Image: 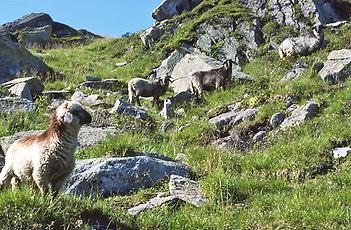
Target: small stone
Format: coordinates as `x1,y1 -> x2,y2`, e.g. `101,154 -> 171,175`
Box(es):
270,112 -> 285,128
252,131 -> 267,143
128,193 -> 177,216
333,147 -> 351,159
85,76 -> 101,82
175,108 -> 186,117
115,61 -> 128,67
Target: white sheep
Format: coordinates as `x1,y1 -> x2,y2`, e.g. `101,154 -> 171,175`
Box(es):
278,25 -> 324,59
0,101 -> 92,197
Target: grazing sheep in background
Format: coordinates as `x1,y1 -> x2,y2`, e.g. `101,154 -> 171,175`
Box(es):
189,59 -> 233,97
278,24 -> 324,59
128,75 -> 172,106
0,101 -> 91,197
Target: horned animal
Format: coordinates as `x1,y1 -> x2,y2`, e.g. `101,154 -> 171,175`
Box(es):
128,75 -> 171,106
278,24 -> 324,59
0,101 -> 91,197
189,59 -> 233,97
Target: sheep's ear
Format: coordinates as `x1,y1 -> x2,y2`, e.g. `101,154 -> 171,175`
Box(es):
63,112 -> 74,124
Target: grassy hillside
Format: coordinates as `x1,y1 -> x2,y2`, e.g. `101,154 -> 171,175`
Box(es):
1,0 -> 351,229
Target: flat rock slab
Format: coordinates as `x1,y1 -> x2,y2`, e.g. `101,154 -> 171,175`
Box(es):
111,99 -> 148,120
0,126 -> 117,153
64,156 -> 191,196
78,79 -> 125,91
280,101 -> 319,129
0,97 -> 37,113
319,49 -> 351,84
169,175 -> 207,207
209,108 -> 258,128
128,193 -> 177,216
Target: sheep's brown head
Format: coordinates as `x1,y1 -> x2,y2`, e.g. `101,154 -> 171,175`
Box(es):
56,101 -> 92,127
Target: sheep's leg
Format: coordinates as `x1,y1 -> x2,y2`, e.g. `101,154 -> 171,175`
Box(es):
32,172 -> 49,194
51,174 -> 69,198
0,165 -> 13,189
10,176 -> 20,190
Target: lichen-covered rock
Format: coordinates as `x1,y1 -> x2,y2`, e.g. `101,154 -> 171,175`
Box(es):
152,0 -> 203,21
280,101 -> 319,129
319,49 -> 351,84
64,156 -> 191,196
0,36 -> 53,83
128,193 -> 177,216
169,175 -> 208,207
0,97 -> 36,113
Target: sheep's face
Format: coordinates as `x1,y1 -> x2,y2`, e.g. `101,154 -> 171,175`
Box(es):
56,101 -> 92,127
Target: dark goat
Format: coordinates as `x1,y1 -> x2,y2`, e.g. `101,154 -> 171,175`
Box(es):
189,59 -> 233,97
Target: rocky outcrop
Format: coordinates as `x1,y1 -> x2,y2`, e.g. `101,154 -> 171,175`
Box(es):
71,92 -> 102,106
319,49 -> 351,84
64,156 -> 191,196
240,0 -> 343,29
209,107 -> 258,128
152,0 -> 203,21
0,36 -> 53,84
280,101 -> 319,129
0,13 -> 99,47
196,17 -> 263,63
2,77 -> 44,100
0,97 -> 37,113
140,21 -> 167,48
155,44 -> 197,80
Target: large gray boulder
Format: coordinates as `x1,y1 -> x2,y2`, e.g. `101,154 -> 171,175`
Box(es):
0,126 -> 117,153
319,49 -> 351,84
170,53 -> 222,93
2,77 -> 45,100
152,0 -> 203,21
0,97 -> 36,113
0,36 -> 53,84
209,107 -> 258,128
280,101 -> 319,129
64,156 -> 191,196
155,44 -> 197,81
